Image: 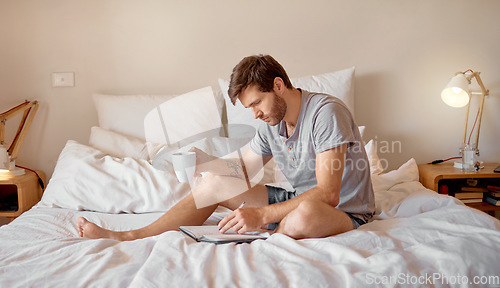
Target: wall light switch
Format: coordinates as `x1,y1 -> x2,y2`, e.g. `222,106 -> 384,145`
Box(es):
52,72 -> 75,87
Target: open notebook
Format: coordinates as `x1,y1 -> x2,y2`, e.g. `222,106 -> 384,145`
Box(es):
179,226 -> 270,244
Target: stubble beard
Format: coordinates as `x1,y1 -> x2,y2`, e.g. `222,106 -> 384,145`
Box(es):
266,93 -> 287,126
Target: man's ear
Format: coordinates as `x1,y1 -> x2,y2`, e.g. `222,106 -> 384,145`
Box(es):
273,77 -> 285,93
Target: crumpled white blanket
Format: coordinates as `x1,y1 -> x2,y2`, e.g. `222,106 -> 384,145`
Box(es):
1,159 -> 499,287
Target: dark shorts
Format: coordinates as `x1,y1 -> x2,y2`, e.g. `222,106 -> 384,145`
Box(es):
266,185 -> 366,231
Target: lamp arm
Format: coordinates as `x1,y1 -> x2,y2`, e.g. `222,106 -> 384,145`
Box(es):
9,102 -> 39,160
1,101 -> 32,145
0,101 -> 39,160
471,72 -> 488,155
462,99 -> 471,147
0,101 -> 34,120
1,102 -> 32,145
472,72 -> 489,97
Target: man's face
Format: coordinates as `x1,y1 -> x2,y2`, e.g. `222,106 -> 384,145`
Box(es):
238,85 -> 287,126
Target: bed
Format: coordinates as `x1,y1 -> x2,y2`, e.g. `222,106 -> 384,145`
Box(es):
1,68 -> 499,287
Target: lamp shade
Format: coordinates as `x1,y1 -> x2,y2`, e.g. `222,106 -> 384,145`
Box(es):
441,73 -> 470,108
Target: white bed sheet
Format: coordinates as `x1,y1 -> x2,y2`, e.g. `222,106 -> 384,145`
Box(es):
1,167 -> 500,287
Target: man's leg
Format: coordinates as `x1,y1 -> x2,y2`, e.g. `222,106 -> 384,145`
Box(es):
274,200 -> 354,239
77,192 -> 218,241
78,175 -> 269,241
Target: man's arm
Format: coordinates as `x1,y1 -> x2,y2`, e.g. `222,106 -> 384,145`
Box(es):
219,143 -> 347,233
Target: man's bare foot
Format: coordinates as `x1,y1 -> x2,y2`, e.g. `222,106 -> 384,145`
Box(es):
77,217 -> 130,241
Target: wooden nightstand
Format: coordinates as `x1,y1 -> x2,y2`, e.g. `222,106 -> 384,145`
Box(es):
418,162 -> 500,215
0,170 -> 45,222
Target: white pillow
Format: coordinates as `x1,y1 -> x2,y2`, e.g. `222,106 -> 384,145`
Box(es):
364,139 -> 385,175
218,67 -> 355,138
291,67 -> 355,115
371,158 -> 419,194
88,127 -> 270,186
40,141 -> 191,213
94,86 -> 224,141
371,158 -> 419,197
217,78 -> 263,138
89,126 -> 160,160
358,125 -> 366,139
143,86 -> 224,145
89,126 -> 214,164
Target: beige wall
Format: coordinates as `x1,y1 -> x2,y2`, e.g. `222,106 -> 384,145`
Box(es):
1,0 -> 499,179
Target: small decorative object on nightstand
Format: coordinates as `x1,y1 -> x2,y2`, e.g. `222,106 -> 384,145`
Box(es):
0,170 -> 45,222
418,162 -> 500,216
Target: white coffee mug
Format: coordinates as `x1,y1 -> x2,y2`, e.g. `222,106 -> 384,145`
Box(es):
172,151 -> 196,182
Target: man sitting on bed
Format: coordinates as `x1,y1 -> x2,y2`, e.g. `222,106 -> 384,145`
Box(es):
78,54 -> 375,240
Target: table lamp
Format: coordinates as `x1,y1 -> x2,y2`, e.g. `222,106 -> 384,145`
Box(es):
0,100 -> 39,176
441,70 -> 489,170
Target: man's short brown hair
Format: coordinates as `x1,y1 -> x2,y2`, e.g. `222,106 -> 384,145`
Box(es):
228,55 -> 293,105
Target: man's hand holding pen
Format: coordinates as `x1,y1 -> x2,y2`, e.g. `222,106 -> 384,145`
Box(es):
218,202 -> 266,234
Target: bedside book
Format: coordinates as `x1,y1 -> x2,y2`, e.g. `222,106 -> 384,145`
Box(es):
454,192 -> 484,199
487,185 -> 500,193
487,186 -> 500,197
487,191 -> 500,198
460,198 -> 483,204
179,226 -> 270,244
460,186 -> 488,192
484,195 -> 500,206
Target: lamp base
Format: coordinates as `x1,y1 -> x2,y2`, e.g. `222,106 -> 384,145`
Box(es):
453,161 -> 484,170
0,168 -> 25,177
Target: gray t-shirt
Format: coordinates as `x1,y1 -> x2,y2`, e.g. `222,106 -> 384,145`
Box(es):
250,89 -> 375,222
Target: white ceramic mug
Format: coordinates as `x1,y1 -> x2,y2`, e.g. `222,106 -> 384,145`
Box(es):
172,151 -> 196,182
